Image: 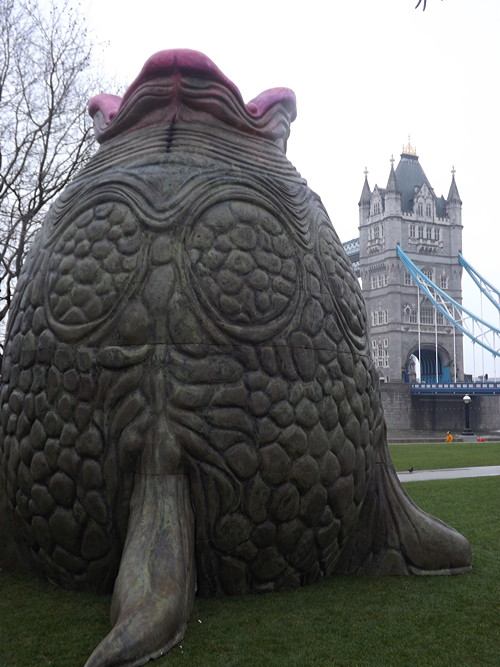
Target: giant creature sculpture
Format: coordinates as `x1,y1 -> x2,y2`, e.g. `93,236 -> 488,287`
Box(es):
0,50 -> 471,665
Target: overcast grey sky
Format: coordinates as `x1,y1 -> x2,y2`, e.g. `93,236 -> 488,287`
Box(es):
82,0 -> 500,376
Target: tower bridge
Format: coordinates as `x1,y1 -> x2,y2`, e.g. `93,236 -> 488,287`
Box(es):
342,143 -> 500,431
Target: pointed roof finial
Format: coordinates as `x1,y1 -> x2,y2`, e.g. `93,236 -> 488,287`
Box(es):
447,166 -> 461,204
359,167 -> 371,205
386,158 -> 399,193
402,135 -> 417,156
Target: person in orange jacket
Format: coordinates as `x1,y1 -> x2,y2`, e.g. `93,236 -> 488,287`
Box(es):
445,431 -> 453,443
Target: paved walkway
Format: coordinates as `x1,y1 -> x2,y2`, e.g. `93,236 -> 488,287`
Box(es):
398,465 -> 500,482
388,429 -> 500,444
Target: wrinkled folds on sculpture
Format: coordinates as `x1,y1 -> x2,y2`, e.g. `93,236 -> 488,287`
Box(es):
0,49 -> 471,667
88,48 -> 297,150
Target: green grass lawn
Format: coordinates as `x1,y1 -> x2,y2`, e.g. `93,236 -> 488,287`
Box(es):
1,474 -> 499,666
388,441 -> 500,472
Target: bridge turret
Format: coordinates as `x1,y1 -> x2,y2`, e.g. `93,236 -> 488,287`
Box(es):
446,168 -> 462,227
358,169 -> 371,226
384,159 -> 402,216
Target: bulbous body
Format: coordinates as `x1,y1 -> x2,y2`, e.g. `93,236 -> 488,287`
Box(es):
0,50 -> 471,665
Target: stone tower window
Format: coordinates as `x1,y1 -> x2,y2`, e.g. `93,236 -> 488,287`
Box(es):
422,267 -> 434,282
371,273 -> 387,289
420,305 -> 434,324
403,304 -> 417,323
368,224 -> 383,241
371,308 -> 388,326
372,339 -> 389,367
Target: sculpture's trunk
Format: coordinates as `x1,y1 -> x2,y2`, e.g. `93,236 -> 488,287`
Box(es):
85,467 -> 195,666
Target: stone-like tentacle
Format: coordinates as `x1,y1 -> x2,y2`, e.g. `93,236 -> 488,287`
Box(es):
84,473 -> 195,666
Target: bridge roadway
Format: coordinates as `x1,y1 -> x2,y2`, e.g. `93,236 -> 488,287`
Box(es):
411,381 -> 500,396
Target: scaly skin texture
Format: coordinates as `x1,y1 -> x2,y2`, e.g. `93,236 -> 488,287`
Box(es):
0,50 -> 471,666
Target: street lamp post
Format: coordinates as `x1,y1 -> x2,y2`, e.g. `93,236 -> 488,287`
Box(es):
462,394 -> 473,435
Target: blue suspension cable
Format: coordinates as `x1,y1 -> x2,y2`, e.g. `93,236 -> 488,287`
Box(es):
458,251 -> 500,312
397,245 -> 500,358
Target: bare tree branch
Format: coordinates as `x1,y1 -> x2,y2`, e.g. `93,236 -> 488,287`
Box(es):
0,0 -> 109,352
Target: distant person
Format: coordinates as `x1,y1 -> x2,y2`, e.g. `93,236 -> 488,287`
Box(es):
445,431 -> 453,443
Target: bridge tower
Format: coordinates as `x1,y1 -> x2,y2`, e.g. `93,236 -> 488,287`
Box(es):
358,141 -> 464,383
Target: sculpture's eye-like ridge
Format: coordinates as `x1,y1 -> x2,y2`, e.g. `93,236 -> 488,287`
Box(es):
45,202 -> 143,336
187,201 -> 300,337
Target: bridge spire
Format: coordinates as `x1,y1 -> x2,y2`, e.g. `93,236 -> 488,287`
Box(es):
359,168 -> 371,205
447,166 -> 462,204
386,158 -> 399,193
